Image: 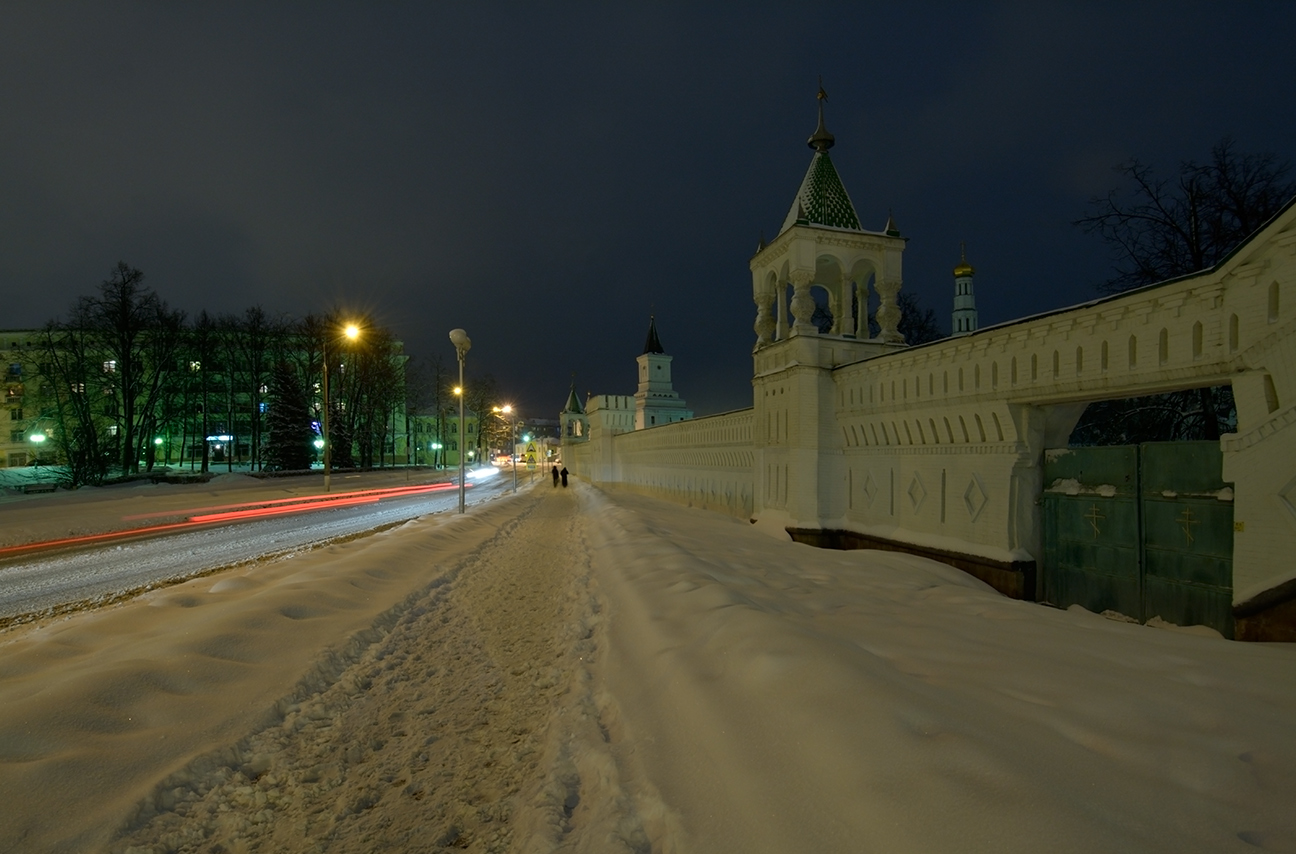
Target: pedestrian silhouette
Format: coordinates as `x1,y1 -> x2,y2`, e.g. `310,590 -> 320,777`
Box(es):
560,466 -> 569,487
551,464 -> 559,487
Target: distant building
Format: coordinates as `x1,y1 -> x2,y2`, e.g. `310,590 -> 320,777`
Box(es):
634,316 -> 693,429
0,329 -> 46,469
561,317 -> 692,440
952,243 -> 978,336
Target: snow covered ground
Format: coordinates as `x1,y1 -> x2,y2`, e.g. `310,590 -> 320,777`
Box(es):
0,477 -> 1293,852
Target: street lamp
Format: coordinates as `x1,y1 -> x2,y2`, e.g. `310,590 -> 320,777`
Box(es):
322,322 -> 362,493
449,328 -> 471,513
493,404 -> 519,493
28,432 -> 46,476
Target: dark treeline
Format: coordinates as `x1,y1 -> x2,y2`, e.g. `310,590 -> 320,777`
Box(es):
37,262 -> 406,486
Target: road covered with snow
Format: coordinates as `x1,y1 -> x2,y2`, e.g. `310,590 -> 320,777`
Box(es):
0,477 -> 1293,852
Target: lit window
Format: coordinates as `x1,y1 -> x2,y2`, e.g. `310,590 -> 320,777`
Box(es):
103,360 -> 117,373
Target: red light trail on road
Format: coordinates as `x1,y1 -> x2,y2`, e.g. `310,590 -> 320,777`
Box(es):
0,481 -> 466,558
119,482 -> 460,521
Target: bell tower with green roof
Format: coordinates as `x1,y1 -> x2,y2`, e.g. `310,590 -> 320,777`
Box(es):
779,93 -> 862,233
747,86 -> 910,535
749,85 -> 907,347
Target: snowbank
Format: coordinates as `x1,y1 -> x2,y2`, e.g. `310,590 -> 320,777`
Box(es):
0,480 -> 1291,852
584,489 -> 1296,853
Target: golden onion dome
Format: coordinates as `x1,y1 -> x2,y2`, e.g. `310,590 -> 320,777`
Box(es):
953,241 -> 974,277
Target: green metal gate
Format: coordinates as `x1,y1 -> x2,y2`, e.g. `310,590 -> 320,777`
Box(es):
1041,441 -> 1234,636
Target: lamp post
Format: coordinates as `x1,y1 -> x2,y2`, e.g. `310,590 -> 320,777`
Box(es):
322,322 -> 361,493
29,432 -> 45,477
449,328 -> 471,513
493,404 -> 519,493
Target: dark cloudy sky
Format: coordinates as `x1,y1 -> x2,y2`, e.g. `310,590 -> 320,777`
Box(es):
3,3 -> 1295,417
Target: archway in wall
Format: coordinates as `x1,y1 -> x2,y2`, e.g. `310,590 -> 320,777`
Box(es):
1069,385 -> 1237,446
1041,382 -> 1238,637
811,285 -> 834,334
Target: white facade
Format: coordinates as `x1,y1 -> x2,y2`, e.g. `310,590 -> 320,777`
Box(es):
564,94 -> 1296,640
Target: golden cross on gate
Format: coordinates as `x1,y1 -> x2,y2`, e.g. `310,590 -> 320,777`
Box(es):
1177,507 -> 1200,546
1084,504 -> 1105,538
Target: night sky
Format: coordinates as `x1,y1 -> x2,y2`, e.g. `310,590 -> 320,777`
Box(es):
3,4 -> 1295,419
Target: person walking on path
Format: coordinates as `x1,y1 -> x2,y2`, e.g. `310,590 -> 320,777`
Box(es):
552,465 -> 559,487
560,467 -> 569,487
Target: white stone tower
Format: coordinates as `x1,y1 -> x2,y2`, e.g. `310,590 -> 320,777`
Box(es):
952,242 -> 978,336
749,86 -> 907,348
748,86 -> 907,533
634,316 -> 692,429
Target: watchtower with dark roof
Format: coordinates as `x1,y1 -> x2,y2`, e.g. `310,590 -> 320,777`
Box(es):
635,315 -> 692,429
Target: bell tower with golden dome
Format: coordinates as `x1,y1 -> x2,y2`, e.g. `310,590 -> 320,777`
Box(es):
952,242 -> 978,336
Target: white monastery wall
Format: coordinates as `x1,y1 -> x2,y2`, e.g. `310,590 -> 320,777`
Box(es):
751,205 -> 1296,606
568,206 -> 1295,609
566,408 -> 755,519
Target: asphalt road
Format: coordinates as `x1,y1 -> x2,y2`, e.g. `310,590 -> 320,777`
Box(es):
0,471 -> 523,621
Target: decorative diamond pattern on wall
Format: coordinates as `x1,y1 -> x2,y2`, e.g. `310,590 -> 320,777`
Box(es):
964,475 -> 989,522
907,472 -> 926,512
861,471 -> 878,507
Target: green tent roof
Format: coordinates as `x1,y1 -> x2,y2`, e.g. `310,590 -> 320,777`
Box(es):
563,383 -> 585,414
780,151 -> 863,233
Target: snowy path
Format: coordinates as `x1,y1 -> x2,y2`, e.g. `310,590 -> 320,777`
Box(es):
109,484 -> 620,853
0,481 -> 1293,853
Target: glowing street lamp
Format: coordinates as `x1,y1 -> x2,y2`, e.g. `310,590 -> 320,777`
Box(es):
492,404 -> 519,493
449,328 -> 471,513
323,321 -> 362,493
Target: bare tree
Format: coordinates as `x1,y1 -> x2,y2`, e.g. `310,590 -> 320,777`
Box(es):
405,354 -> 449,466
463,373 -> 499,465
69,263 -> 185,475
1072,140 -> 1294,444
1078,139 -> 1295,293
36,321 -> 111,486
